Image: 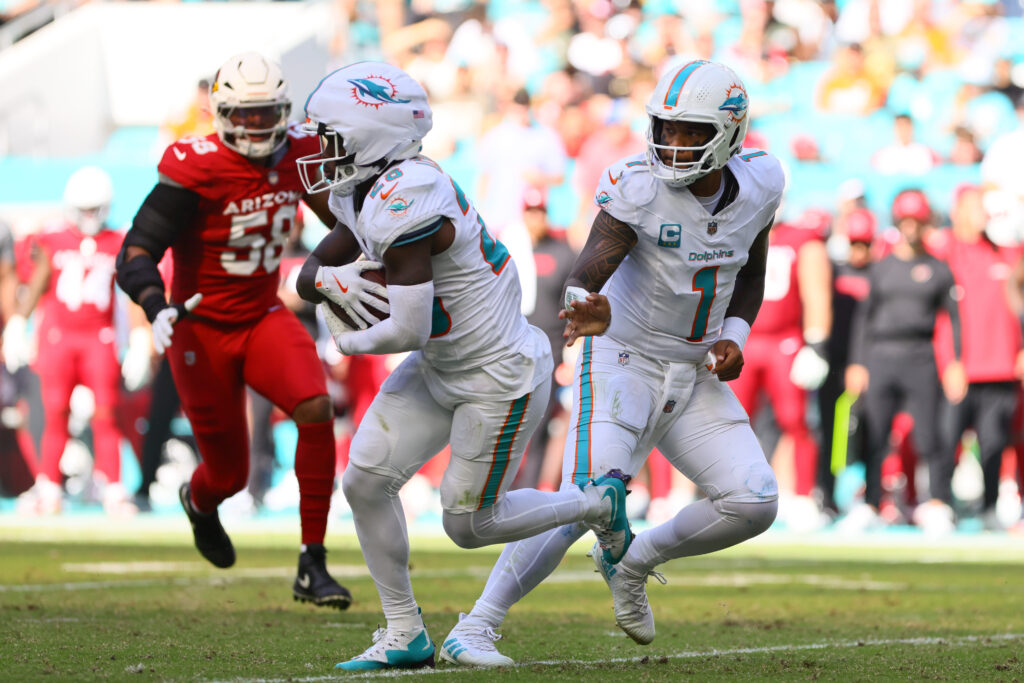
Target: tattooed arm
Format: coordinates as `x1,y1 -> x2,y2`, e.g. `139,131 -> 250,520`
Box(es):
559,209 -> 638,346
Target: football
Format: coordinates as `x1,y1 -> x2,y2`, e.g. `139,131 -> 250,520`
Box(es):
323,267 -> 389,330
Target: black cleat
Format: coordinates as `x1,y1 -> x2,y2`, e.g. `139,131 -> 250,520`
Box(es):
293,544 -> 352,610
179,483 -> 235,569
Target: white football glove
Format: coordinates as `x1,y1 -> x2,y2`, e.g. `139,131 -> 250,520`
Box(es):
315,261 -> 389,331
121,327 -> 153,391
790,345 -> 829,390
2,314 -> 30,372
318,300 -> 360,357
152,293 -> 203,355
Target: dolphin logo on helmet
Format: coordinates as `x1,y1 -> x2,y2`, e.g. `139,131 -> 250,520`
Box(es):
348,78 -> 412,106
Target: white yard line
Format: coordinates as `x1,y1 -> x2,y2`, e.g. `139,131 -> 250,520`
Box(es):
208,632 -> 1024,681
2,566 -> 905,593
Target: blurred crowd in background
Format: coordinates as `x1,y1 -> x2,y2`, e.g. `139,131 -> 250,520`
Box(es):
2,0 -> 1024,537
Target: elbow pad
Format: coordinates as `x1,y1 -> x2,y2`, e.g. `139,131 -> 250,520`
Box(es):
338,281 -> 433,355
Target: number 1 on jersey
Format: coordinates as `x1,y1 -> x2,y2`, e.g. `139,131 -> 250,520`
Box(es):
687,266 -> 718,341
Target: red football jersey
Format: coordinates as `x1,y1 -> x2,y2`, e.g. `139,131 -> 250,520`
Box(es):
157,124 -> 319,324
752,222 -> 820,335
33,225 -> 123,334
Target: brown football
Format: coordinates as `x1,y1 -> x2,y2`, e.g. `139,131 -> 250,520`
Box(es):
324,267 -> 389,329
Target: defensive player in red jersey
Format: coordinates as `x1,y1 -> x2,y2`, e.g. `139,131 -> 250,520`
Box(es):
115,52 -> 350,608
15,166 -> 139,516
728,208 -> 832,531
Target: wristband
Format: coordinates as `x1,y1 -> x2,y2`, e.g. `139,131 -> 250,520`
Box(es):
564,286 -> 589,310
719,317 -> 751,351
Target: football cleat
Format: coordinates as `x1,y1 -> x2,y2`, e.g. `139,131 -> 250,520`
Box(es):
584,469 -> 634,565
292,544 -> 352,610
590,540 -> 665,645
439,613 -> 514,668
335,626 -> 435,671
179,483 -> 235,568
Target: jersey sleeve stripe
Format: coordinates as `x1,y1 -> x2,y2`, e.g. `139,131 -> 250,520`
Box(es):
391,216 -> 444,247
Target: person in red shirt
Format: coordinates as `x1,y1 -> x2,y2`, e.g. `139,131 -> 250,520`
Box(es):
934,184 -> 1023,530
13,167 -> 140,516
728,208 -> 832,531
115,52 -> 350,609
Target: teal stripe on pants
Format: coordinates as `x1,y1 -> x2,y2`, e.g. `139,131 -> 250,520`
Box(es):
478,393 -> 530,508
572,336 -> 594,486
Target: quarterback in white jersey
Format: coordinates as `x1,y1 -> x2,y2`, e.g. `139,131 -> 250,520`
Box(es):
295,62 -> 634,673
443,60 -> 784,667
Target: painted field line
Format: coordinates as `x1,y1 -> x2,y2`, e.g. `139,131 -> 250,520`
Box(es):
3,566 -> 907,593
214,632 -> 1024,682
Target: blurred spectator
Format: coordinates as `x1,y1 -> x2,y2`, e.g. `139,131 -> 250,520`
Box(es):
948,125 -> 983,165
507,188 -> 576,491
730,209 -> 832,532
476,87 -> 566,236
572,97 -> 644,236
14,167 -> 138,517
992,57 -> 1024,109
791,133 -> 823,162
818,207 -> 877,515
981,95 -> 1024,249
935,184 -> 1022,530
871,113 -> 940,175
0,219 -> 38,497
161,78 -> 215,143
816,43 -> 886,115
840,189 -> 964,534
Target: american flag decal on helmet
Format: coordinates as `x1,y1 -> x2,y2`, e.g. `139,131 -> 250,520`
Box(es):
413,110 -> 425,119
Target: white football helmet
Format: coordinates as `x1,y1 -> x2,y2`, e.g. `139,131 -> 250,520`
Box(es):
646,60 -> 750,186
209,52 -> 291,159
298,62 -> 433,196
63,165 -> 113,236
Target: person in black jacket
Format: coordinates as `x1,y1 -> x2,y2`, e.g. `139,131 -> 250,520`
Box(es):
840,189 -> 965,534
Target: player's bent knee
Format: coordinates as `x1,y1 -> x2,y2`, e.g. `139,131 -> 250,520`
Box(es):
717,497 -> 778,537
442,510 -> 487,549
291,395 -> 332,424
341,465 -> 395,507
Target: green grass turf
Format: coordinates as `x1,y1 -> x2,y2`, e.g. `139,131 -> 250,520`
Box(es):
1,520 -> 1023,681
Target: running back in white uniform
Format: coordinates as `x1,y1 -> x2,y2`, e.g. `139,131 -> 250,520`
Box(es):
594,150 -> 785,363
327,155 -> 549,382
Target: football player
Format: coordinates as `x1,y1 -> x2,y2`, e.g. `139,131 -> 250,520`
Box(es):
295,62 -> 632,671
13,166 -> 139,517
443,60 -> 782,666
115,52 -> 351,609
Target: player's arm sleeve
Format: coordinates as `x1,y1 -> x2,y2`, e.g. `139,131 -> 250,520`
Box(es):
939,264 -> 963,360
592,162 -> 644,225
564,209 -> 638,295
724,221 -> 772,327
116,182 -> 198,321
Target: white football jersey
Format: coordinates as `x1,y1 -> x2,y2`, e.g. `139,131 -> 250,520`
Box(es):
594,150 -> 785,363
328,156 -> 538,374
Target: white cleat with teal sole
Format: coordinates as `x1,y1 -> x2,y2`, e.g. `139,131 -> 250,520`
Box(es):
590,540 -> 665,645
439,613 -> 514,667
335,626 -> 435,671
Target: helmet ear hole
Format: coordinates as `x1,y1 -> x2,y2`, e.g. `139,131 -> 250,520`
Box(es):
729,128 -> 741,149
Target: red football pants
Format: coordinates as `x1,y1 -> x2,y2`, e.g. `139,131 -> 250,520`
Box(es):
168,307 -> 333,541
36,329 -> 122,484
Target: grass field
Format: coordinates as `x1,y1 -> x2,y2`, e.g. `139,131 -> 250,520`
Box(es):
2,516 -> 1023,681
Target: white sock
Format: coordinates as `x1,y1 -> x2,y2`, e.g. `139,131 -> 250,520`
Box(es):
468,522 -> 587,628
